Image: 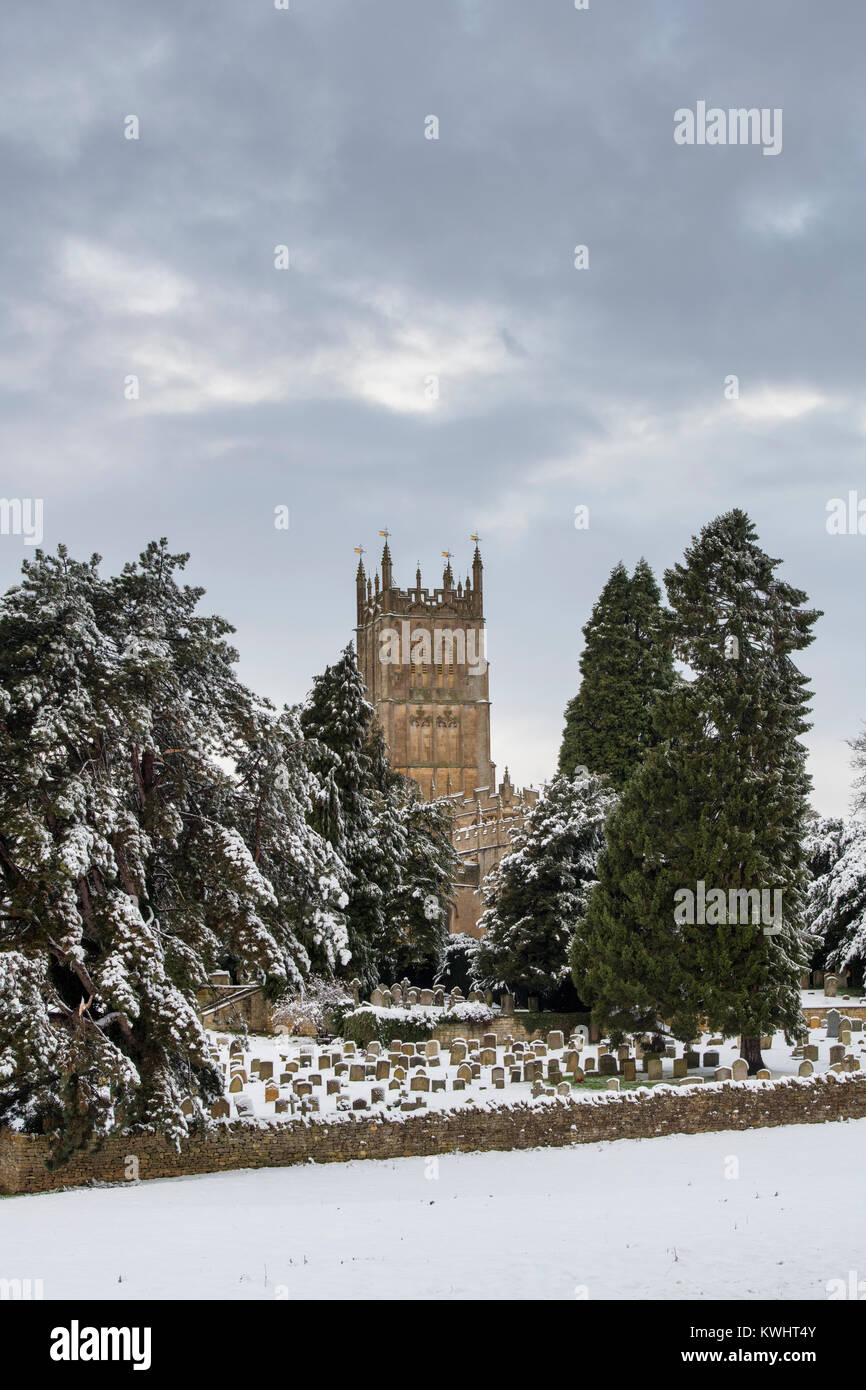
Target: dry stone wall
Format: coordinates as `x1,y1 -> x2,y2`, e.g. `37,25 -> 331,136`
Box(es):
2,1072 -> 864,1197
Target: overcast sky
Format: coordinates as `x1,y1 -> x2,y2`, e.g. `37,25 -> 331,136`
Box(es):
1,0 -> 864,815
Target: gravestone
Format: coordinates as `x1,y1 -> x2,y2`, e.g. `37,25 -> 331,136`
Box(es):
410,1074 -> 430,1092
731,1059 -> 748,1081
714,1066 -> 732,1082
605,1077 -> 621,1092
210,1099 -> 231,1119
826,1009 -> 841,1039
798,1059 -> 814,1077
824,974 -> 839,998
349,1064 -> 365,1082
646,1056 -> 663,1081
702,1051 -> 720,1068
622,1059 -> 637,1082
756,1068 -> 771,1080
599,1054 -> 618,1077
804,1044 -> 819,1062
547,1031 -> 565,1051
829,1044 -> 845,1064
673,1057 -> 687,1079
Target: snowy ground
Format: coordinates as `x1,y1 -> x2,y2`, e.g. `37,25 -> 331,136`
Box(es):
2,1119 -> 863,1300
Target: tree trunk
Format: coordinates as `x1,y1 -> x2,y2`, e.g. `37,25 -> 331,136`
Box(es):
740,1035 -> 764,1075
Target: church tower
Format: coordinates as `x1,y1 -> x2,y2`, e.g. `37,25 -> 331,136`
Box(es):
355,538 -> 496,800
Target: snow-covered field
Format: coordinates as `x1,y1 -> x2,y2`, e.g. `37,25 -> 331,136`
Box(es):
3,1119 -> 863,1300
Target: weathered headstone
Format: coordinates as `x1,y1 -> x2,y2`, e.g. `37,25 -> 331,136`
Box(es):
731,1059 -> 748,1081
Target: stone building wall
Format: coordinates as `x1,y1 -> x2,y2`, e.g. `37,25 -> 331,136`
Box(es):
2,1073 -> 863,1197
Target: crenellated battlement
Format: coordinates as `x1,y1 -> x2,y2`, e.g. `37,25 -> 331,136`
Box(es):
356,539 -> 484,627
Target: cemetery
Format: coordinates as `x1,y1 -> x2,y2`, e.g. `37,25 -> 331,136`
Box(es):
3,985 -> 865,1196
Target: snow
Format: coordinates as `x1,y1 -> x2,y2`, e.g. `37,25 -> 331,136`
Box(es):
3,1119 -> 864,1299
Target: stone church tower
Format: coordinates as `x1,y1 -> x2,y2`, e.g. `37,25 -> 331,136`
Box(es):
355,539 -> 496,800
355,538 -> 538,935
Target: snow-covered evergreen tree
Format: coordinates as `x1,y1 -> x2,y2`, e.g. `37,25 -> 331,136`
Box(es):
0,542 -> 349,1159
806,816 -> 866,980
384,788 -> 455,979
558,559 -> 674,790
434,932 -> 479,993
472,769 -> 615,1001
573,511 -> 820,1070
300,645 -> 455,987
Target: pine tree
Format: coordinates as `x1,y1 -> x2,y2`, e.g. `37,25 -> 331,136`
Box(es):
572,511 -> 820,1070
558,559 -> 674,789
384,789 -> 455,980
472,770 -> 615,1001
806,816 -> 866,982
0,542 -> 348,1159
300,648 -> 399,987
300,646 -> 455,988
